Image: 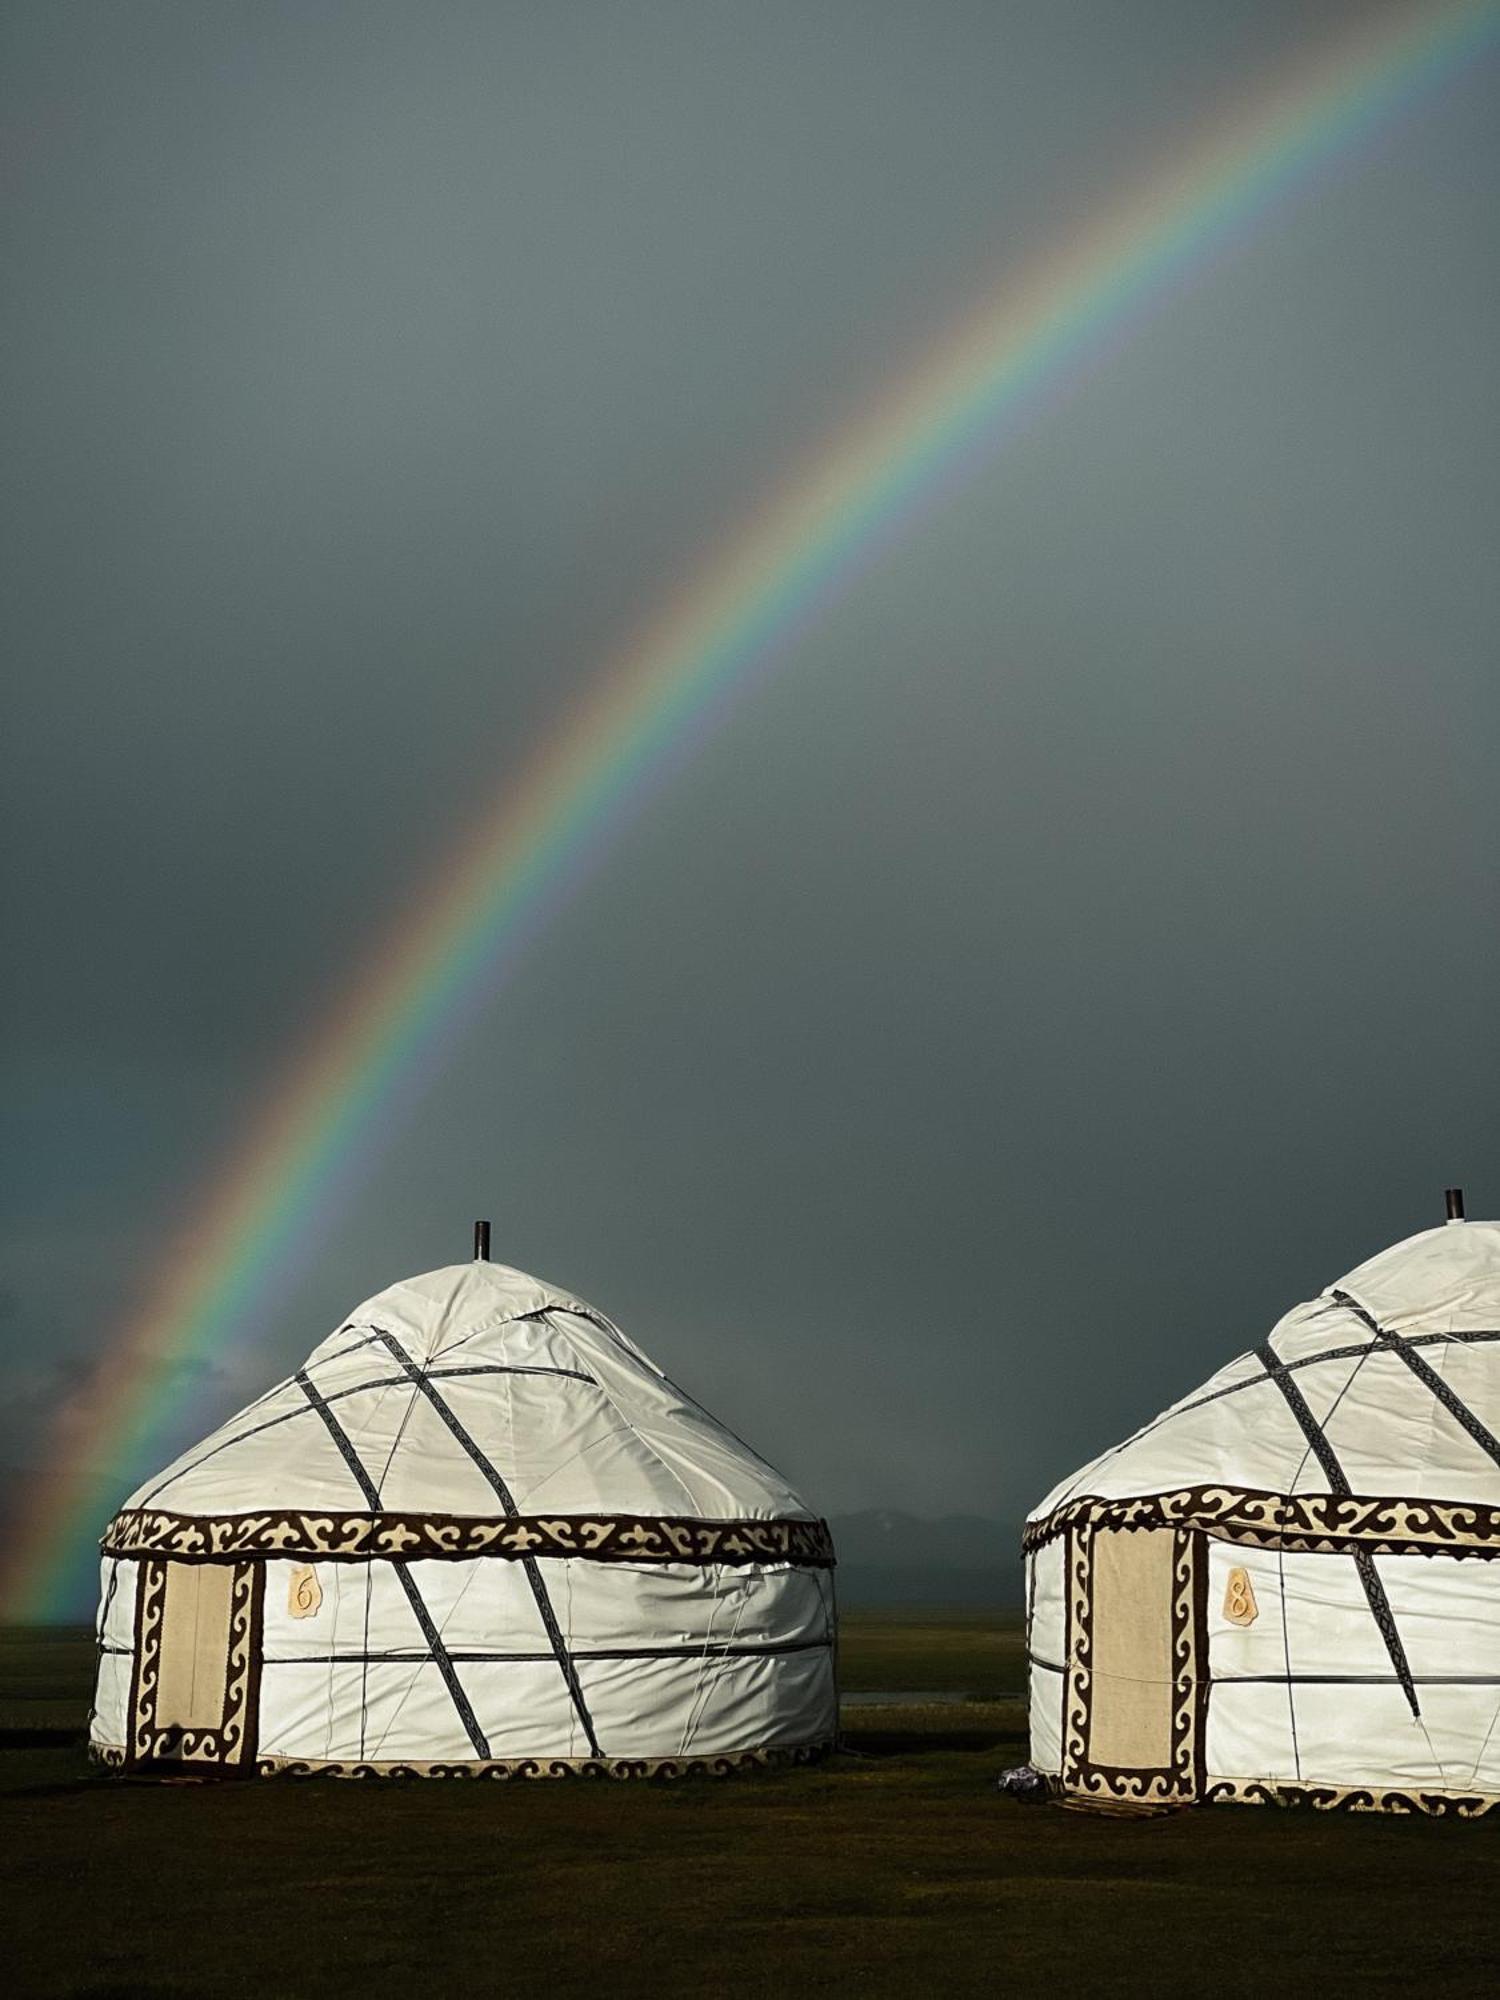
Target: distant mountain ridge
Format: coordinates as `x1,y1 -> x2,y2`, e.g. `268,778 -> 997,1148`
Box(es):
828,1509 -> 1021,1607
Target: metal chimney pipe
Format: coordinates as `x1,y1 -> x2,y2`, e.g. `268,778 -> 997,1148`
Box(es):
1445,1187 -> 1466,1223
474,1218 -> 491,1260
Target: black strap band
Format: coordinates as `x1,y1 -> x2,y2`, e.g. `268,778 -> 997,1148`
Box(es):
1255,1344 -> 1420,1718
370,1332 -> 604,1759
296,1370 -> 492,1759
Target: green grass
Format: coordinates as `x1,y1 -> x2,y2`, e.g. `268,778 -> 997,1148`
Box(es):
4,1617 -> 1500,1998
838,1607 -> 1025,1697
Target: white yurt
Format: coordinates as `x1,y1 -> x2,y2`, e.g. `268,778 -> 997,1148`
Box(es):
90,1247 -> 836,1777
1023,1203 -> 1500,1816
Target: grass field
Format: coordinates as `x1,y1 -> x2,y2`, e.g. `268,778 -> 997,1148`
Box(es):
4,1613 -> 1500,1998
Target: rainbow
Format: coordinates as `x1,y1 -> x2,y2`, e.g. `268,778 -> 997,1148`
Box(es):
7,0 -> 1496,1618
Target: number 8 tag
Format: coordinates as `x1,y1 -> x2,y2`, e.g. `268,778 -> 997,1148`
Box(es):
1223,1565 -> 1258,1627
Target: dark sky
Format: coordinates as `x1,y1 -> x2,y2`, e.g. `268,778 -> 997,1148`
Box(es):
4,2 -> 1498,1604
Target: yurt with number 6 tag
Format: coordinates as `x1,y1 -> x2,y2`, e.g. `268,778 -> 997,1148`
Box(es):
89,1236 -> 837,1778
1019,1198 -> 1500,1817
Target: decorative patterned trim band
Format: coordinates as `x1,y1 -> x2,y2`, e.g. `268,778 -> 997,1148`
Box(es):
91,1741 -> 833,1781
257,1741 -> 832,1780
102,1507 -> 837,1568
1205,1777 -> 1500,1819
1024,1486 -> 1500,1562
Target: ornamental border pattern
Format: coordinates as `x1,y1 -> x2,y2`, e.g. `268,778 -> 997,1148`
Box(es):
1060,1523 -> 1092,1795
89,1741 -> 833,1781
1204,1777 -> 1500,1819
128,1558 -> 264,1769
1059,1523 -> 1205,1808
102,1507 -> 836,1568
1024,1486 -> 1500,1562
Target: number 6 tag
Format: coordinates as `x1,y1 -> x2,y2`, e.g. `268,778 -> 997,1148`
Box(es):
288,1564 -> 323,1620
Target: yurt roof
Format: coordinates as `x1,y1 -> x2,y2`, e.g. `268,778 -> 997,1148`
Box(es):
113,1259 -> 815,1532
1031,1220 -> 1500,1521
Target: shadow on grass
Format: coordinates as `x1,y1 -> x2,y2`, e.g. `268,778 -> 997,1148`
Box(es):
841,1703 -> 1026,1757
64,1986 -> 199,2000
843,1730 -> 1017,1756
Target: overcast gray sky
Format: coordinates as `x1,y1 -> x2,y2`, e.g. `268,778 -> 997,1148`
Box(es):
4,1 -> 1498,1611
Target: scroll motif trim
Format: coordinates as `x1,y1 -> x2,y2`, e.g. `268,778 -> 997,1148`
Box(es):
1205,1777 -> 1500,1819
91,1741 -> 834,1781
1025,1486 -> 1500,1562
103,1507 -> 836,1568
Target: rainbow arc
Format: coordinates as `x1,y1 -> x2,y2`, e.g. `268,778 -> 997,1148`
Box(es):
6,0 -> 1496,1617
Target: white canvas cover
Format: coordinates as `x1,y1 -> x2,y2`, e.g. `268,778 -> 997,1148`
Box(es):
1024,1220 -> 1500,1815
90,1260 -> 836,1776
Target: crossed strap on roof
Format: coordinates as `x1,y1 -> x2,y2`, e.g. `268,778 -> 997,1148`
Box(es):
1035,1292 -> 1500,1723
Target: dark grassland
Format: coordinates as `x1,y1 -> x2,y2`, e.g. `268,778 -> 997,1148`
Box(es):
4,1614 -> 1499,1997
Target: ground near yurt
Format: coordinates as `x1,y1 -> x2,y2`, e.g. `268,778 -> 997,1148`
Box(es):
5,1615 -> 1500,1999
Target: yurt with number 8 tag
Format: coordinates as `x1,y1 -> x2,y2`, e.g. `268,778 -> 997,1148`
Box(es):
1020,1199 -> 1500,1817
89,1237 -> 837,1778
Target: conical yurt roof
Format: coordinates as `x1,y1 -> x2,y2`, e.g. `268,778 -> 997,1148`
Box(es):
112,1258 -> 825,1554
1031,1219 -> 1500,1525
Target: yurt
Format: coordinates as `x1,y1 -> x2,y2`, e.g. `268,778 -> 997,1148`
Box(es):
1023,1204 -> 1500,1816
90,1246 -> 836,1777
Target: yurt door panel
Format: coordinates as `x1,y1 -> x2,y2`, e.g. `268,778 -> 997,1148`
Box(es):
155,1562 -> 234,1730
129,1558 -> 264,1770
1063,1525 -> 1204,1805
